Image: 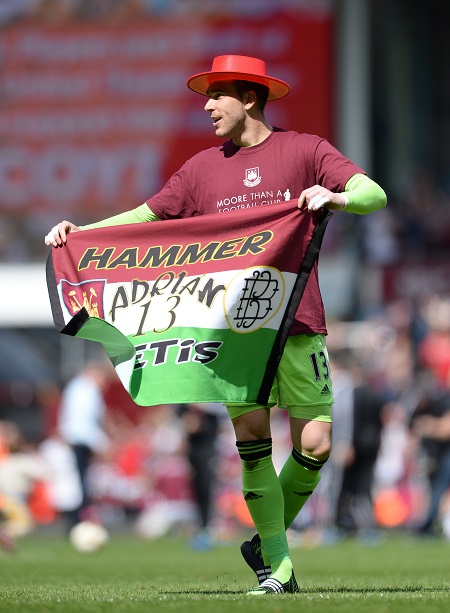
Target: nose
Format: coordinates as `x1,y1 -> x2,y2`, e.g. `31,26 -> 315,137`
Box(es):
204,98 -> 214,112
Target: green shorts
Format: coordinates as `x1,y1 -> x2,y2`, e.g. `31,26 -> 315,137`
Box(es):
226,333 -> 333,422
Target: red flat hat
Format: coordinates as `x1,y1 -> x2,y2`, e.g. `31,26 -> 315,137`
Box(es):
186,55 -> 290,101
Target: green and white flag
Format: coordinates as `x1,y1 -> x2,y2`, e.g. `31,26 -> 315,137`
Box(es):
46,202 -> 330,406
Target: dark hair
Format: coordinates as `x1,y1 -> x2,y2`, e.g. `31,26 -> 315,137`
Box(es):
232,80 -> 270,112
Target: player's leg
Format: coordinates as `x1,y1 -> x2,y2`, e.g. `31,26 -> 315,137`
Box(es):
239,334 -> 334,590
280,417 -> 331,529
229,404 -> 298,594
275,334 -> 333,528
241,418 -> 332,582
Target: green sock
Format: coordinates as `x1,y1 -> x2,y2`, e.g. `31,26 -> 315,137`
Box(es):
237,438 -> 292,581
279,447 -> 327,529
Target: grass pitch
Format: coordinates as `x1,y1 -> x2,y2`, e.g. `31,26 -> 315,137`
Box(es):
0,531 -> 449,612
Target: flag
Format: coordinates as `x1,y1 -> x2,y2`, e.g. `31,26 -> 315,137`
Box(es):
46,201 -> 330,407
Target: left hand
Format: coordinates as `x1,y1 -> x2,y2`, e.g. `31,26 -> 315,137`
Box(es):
298,185 -> 348,212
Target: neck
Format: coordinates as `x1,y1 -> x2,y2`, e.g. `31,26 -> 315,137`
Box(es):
233,120 -> 273,148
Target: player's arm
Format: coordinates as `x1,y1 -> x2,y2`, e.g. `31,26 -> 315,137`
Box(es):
44,203 -> 160,247
298,173 -> 387,214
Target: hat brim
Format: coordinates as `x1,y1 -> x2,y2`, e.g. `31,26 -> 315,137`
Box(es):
186,71 -> 290,101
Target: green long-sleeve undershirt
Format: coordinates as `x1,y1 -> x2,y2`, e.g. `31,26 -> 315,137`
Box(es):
80,203 -> 160,230
342,173 -> 387,214
80,173 -> 386,230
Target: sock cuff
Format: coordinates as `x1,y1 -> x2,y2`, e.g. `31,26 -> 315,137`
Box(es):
291,447 -> 327,471
236,438 -> 272,461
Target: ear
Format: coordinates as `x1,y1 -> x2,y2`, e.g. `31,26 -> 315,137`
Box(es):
243,90 -> 257,109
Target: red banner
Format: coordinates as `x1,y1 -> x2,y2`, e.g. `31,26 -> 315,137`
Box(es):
0,11 -> 334,222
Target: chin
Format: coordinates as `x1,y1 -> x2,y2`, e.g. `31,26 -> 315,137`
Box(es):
215,129 -> 233,139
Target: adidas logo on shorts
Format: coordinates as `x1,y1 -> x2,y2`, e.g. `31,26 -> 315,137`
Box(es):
321,384 -> 331,395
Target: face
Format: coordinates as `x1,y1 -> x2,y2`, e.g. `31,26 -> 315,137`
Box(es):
204,81 -> 247,140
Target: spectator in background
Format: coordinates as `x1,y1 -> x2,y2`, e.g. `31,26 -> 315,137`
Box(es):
178,403 -> 225,549
410,377 -> 450,536
373,400 -> 413,529
57,361 -> 111,530
334,361 -> 385,542
0,421 -> 49,551
39,432 -> 84,528
417,295 -> 450,388
28,0 -> 78,23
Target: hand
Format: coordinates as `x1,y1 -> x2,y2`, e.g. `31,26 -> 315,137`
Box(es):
298,185 -> 348,212
44,221 -> 80,247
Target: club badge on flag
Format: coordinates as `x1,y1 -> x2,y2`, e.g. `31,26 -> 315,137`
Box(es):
46,202 -> 331,407
61,280 -> 106,319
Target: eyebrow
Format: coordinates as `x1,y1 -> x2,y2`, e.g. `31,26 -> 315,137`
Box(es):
206,87 -> 222,97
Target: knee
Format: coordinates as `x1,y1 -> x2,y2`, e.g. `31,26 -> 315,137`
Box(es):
303,439 -> 331,461
232,408 -> 271,441
292,419 -> 332,461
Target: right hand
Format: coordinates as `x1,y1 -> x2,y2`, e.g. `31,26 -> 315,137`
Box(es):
298,185 -> 348,212
44,221 -> 81,247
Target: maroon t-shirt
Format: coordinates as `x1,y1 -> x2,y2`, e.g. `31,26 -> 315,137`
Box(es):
147,129 -> 364,335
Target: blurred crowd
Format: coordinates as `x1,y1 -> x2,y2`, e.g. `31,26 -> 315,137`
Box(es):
360,168 -> 450,265
1,291 -> 450,552
0,0 -> 328,26
325,167 -> 450,268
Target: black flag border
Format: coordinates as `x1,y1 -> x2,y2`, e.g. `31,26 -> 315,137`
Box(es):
256,209 -> 333,405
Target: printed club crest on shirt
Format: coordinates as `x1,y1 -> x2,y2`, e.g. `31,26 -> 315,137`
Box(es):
244,167 -> 261,187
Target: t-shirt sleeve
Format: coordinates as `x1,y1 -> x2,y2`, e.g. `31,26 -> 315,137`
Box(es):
146,163 -> 191,220
313,138 -> 366,193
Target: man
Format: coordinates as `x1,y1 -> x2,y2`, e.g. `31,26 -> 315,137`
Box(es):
178,402 -> 224,550
57,361 -> 110,530
332,359 -> 385,541
410,378 -> 450,536
45,55 -> 386,595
